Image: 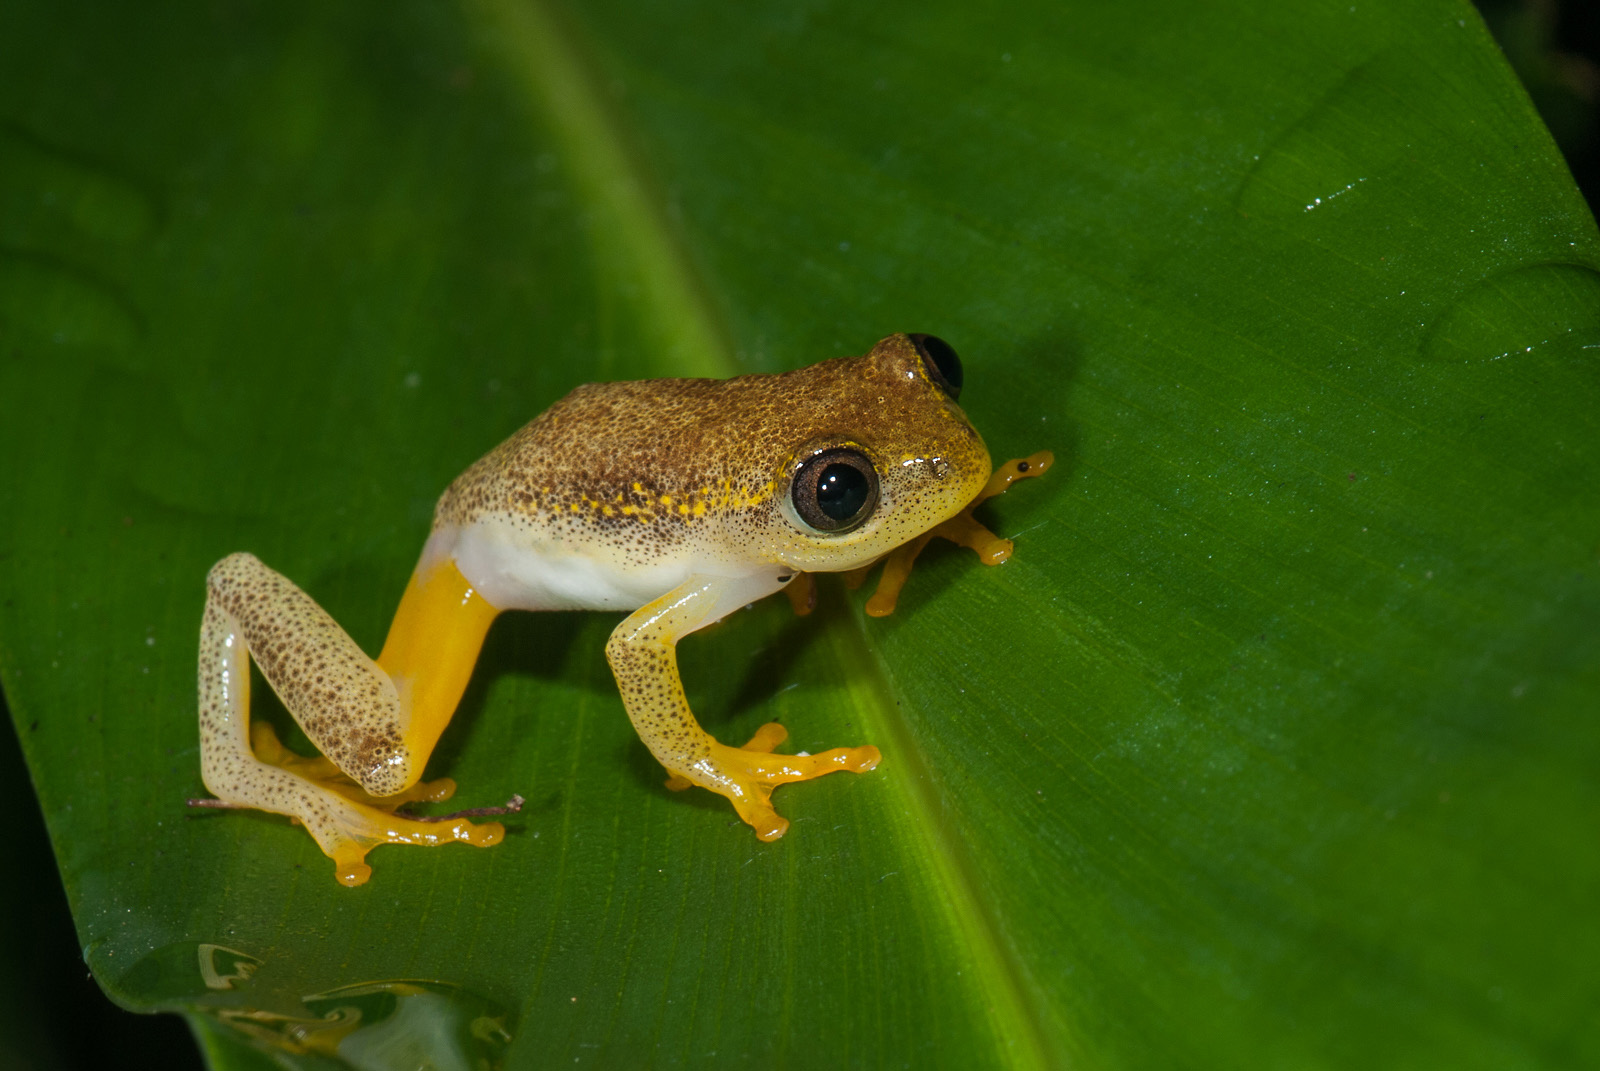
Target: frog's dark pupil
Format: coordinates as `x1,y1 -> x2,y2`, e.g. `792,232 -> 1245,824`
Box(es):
816,463 -> 869,521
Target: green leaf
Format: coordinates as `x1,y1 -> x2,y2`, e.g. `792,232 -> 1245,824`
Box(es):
3,1 -> 1597,1068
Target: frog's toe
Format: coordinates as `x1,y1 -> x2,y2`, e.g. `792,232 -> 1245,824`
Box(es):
731,743 -> 881,783
838,744 -> 882,773
333,852 -> 374,888
714,776 -> 788,840
736,796 -> 789,842
367,811 -> 505,850
722,723 -> 881,775
738,721 -> 791,754
348,775 -> 461,810
452,819 -> 506,848
397,776 -> 458,805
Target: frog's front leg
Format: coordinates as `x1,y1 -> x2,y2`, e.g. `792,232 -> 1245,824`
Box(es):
197,550 -> 504,886
605,573 -> 881,840
857,451 -> 1054,616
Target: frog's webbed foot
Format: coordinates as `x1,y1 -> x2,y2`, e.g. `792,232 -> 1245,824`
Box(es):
193,723 -> 505,887
187,784 -> 504,888
318,808 -> 504,888
860,450 -> 1052,617
664,723 -> 880,841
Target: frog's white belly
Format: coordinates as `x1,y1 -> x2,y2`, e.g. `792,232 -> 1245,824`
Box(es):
426,517 -> 724,613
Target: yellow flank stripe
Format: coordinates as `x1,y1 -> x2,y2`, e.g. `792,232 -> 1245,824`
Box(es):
532,478 -> 779,527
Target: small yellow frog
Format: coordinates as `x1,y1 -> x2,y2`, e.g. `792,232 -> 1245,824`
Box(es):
193,334 -> 1048,885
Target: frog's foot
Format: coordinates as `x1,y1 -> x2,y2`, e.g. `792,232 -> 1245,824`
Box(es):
193,723 -> 505,887
864,450 -> 1053,617
307,797 -> 506,888
664,723 -> 881,841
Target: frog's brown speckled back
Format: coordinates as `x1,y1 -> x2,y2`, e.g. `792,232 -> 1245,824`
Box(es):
433,335 -> 991,566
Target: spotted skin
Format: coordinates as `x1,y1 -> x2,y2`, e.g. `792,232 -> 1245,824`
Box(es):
205,554 -> 411,794
198,555 -> 502,887
194,334 -> 1044,885
435,335 -> 992,575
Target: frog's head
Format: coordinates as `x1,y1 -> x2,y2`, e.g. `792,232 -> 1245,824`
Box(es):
761,333 -> 993,573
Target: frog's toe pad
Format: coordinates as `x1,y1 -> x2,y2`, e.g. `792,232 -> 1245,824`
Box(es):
746,806 -> 790,842
402,776 -> 459,805
824,744 -> 881,774
334,856 -> 374,888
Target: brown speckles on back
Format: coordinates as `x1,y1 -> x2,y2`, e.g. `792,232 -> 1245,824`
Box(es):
434,336 -> 988,563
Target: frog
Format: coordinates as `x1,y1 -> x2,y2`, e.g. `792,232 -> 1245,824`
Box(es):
191,333 -> 1050,886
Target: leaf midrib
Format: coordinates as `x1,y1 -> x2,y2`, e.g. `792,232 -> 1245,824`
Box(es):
465,2 -> 1058,1063
466,0 -> 732,381
835,609 -> 1061,1069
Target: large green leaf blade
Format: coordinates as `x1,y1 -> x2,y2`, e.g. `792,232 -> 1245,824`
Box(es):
1,1 -> 1596,1068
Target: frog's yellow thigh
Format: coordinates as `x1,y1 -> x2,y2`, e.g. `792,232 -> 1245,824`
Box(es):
605,573 -> 881,841
198,552 -> 502,886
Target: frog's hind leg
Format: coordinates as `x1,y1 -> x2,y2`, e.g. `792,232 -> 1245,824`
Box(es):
196,552 -> 502,886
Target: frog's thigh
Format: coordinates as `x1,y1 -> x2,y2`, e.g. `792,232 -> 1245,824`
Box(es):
197,593 -> 397,879
202,552 -> 419,796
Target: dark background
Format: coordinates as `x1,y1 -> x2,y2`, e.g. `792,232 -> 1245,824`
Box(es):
2,2 -> 1596,1067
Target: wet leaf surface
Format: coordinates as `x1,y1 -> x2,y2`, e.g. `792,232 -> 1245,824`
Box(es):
1,1 -> 1597,1068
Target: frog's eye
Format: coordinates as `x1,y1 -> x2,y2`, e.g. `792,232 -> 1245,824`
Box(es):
910,333 -> 963,400
791,448 -> 880,534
